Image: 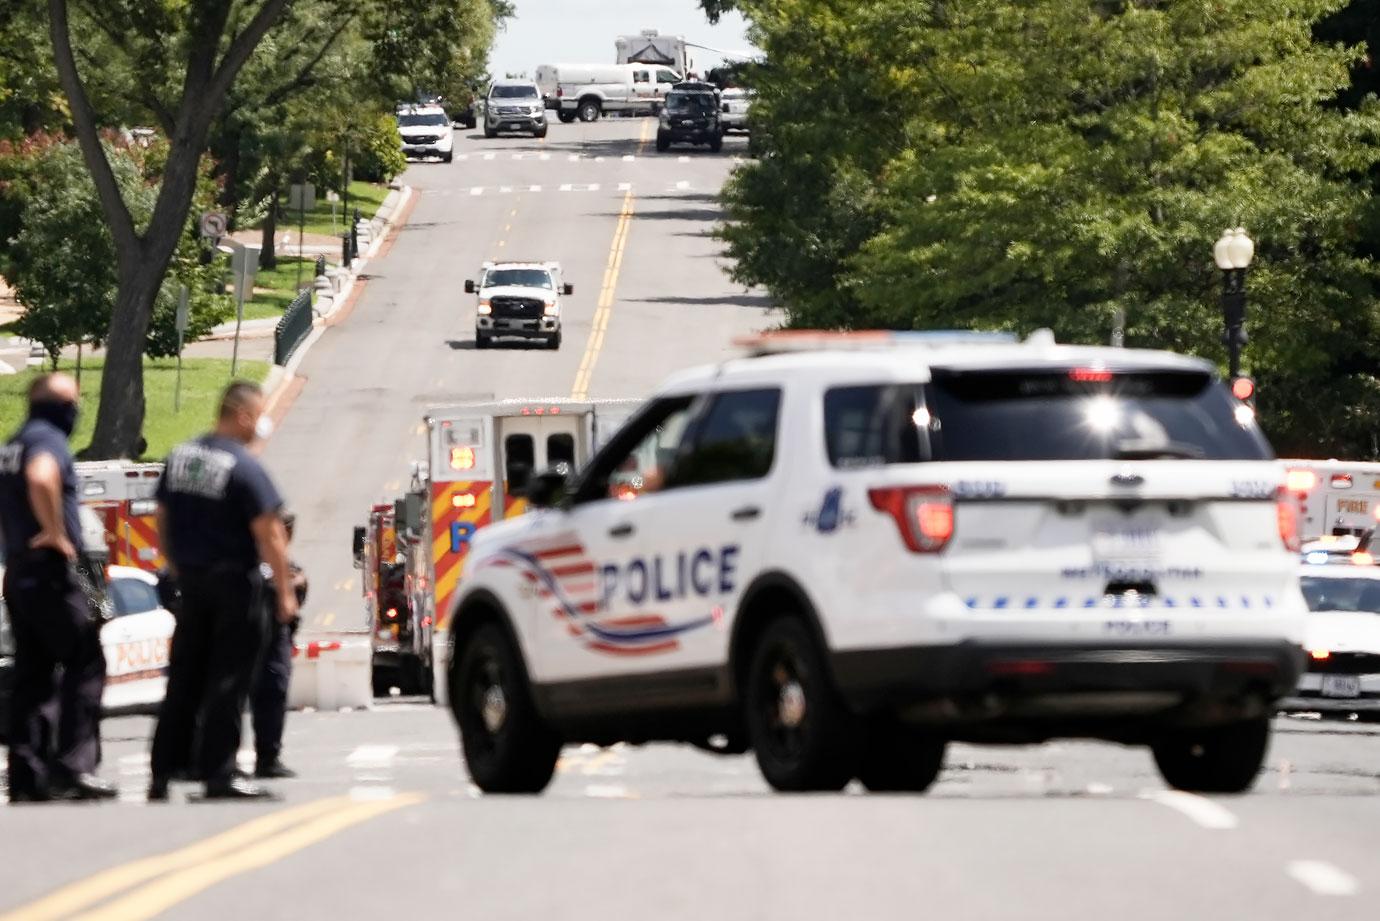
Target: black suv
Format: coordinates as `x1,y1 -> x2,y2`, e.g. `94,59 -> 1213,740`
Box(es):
656,82 -> 723,153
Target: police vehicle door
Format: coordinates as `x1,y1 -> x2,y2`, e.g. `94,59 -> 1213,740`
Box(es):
538,389 -> 782,681
494,413 -> 585,520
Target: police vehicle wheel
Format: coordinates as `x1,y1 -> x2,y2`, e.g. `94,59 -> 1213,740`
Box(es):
745,617 -> 858,791
1151,717 -> 1270,794
451,623 -> 560,793
442,151 -> 454,163
857,720 -> 946,793
534,126 -> 548,139
476,333 -> 491,349
546,331 -> 561,350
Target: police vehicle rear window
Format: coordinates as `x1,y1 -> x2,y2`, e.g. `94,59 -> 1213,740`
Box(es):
925,369 -> 1272,462
109,577 -> 161,617
1300,576 -> 1380,613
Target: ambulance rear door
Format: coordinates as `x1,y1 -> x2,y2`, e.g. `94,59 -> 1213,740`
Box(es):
493,409 -> 589,520
427,412 -> 498,632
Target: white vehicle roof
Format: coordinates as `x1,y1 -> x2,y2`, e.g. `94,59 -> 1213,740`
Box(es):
396,104 -> 447,116
108,565 -> 158,585
652,331 -> 1216,397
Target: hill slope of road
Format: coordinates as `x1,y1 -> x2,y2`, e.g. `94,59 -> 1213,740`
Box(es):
262,118 -> 774,638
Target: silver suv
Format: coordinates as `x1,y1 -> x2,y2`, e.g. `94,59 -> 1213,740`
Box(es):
485,80 -> 547,139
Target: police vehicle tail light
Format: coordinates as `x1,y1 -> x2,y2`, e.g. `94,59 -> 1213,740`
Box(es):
1286,469 -> 1317,494
1310,648 -> 1331,661
1230,376 -> 1256,402
1277,490 -> 1301,553
868,486 -> 954,553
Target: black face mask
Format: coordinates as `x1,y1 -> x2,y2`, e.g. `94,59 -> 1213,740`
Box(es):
31,399 -> 79,437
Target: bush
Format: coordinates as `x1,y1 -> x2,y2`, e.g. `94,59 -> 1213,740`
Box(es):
352,111 -> 407,183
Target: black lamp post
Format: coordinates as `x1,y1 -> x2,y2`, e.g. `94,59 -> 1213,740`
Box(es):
1213,226 -> 1254,379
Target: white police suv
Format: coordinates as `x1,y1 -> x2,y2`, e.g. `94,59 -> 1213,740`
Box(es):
444,331 -> 1307,794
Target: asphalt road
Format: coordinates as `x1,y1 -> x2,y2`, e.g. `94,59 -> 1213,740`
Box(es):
6,120 -> 1380,920
262,116 -> 771,639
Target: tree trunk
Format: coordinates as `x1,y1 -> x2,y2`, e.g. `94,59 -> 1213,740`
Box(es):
85,260 -> 167,458
260,197 -> 279,270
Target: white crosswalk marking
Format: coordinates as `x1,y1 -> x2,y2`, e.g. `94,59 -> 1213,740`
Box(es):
559,183 -> 573,192
529,184 -> 543,192
499,186 -> 513,194
470,187 -> 483,196
539,153 -> 551,161
622,155 -> 635,162
675,181 -> 691,190
567,154 -> 579,162
618,182 -> 632,191
678,156 -> 690,163
483,152 -> 496,161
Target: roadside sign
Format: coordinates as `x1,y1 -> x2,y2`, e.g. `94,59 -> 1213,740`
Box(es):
199,211 -> 228,240
175,284 -> 189,334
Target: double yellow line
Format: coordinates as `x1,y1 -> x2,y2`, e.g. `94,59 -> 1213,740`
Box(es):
0,793 -> 422,921
571,189 -> 635,400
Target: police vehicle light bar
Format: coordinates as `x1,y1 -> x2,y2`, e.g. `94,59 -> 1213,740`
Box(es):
736,329 -> 1024,356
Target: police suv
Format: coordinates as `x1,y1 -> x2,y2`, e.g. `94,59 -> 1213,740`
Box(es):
444,331 -> 1307,794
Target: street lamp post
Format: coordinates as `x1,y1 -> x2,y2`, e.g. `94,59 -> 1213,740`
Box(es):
1213,227 -> 1254,379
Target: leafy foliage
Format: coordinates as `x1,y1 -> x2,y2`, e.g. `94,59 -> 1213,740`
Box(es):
0,138 -> 231,363
722,0 -> 1380,457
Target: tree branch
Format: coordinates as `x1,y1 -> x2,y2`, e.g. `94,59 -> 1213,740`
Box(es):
47,0 -> 140,266
262,13 -> 356,108
205,0 -> 293,115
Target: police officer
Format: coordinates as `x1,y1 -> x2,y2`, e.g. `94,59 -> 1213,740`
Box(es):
0,373 -> 116,802
149,381 -> 298,800
250,511 -> 307,779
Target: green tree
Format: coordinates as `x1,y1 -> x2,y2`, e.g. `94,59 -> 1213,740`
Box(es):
0,138 -> 232,372
36,0 -> 506,457
722,0 -> 1380,457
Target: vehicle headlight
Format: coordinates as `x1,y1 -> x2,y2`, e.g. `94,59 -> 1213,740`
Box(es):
477,299 -> 492,315
529,106 -> 542,115
543,301 -> 559,316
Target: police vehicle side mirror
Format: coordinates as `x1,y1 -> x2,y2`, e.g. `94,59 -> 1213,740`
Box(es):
562,283 -> 574,296
464,280 -> 476,294
352,526 -> 366,567
526,466 -> 571,509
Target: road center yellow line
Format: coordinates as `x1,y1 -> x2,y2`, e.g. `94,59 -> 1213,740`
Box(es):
0,797 -> 350,921
70,794 -> 424,921
572,190 -> 635,400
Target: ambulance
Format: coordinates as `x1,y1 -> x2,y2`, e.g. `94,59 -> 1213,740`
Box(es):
354,493 -> 435,697
74,461 -> 165,571
358,399 -> 639,702
1281,460 -> 1380,542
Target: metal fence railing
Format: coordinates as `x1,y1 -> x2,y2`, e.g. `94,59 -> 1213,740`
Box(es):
275,290 -> 313,366
314,254 -> 327,278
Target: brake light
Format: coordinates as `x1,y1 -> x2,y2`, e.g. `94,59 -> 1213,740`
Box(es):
1231,377 -> 1255,401
1353,552 -> 1374,565
1277,489 -> 1301,552
1331,474 -> 1353,490
1286,469 -> 1317,493
1069,368 -> 1114,383
385,607 -> 398,620
1310,648 -> 1331,661
869,486 -> 954,553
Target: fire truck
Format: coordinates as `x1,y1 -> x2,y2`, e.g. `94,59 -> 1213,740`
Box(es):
1282,459 -> 1380,542
74,461 -> 165,571
353,399 -> 639,701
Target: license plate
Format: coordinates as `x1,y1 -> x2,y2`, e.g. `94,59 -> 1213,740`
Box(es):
1322,675 -> 1361,698
1092,525 -> 1162,561
505,122 -> 520,130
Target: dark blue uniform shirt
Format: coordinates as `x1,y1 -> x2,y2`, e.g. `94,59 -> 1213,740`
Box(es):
0,418 -> 83,558
156,435 -> 283,570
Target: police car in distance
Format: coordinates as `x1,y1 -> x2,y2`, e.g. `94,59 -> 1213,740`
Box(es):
464,261 -> 573,350
1278,546 -> 1380,720
101,566 -> 176,711
396,104 -> 455,163
443,330 -> 1307,795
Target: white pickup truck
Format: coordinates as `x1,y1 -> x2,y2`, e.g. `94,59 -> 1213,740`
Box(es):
555,63 -> 682,123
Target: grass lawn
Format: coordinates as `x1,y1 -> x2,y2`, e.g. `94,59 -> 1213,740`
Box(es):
239,256 -> 316,321
0,357 -> 270,460
274,180 -> 391,238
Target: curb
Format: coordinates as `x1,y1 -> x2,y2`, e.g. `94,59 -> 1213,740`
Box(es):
261,184 -> 414,411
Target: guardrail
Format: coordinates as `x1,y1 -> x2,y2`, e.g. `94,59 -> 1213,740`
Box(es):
274,290 -> 313,366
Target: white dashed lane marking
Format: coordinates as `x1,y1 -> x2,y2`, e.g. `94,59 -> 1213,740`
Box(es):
1140,790 -> 1238,829
1288,860 -> 1360,896
436,182 -> 693,198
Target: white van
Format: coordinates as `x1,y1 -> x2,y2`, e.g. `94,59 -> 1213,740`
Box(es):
554,63 -> 682,123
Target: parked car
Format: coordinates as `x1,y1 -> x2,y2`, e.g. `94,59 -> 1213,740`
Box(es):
101,566 -> 176,712
721,87 -> 753,133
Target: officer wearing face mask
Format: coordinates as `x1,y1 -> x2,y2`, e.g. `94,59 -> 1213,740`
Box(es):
148,380 -> 298,801
0,373 -> 117,802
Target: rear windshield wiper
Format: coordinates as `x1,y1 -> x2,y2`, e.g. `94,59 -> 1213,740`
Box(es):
1112,439 -> 1205,460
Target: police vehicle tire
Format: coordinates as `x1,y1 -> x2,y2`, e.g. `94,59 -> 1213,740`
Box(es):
452,623 -> 560,793
442,151 -> 454,163
484,124 -> 497,139
857,720 -> 946,793
546,331 -> 561,350
745,617 -> 858,791
534,126 -> 548,139
578,99 -> 601,123
476,332 -> 491,349
709,135 -> 723,154
1150,717 -> 1270,794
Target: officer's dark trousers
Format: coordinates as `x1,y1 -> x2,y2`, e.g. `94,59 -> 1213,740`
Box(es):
150,566 -> 265,786
251,620 -> 293,767
4,552 -> 106,797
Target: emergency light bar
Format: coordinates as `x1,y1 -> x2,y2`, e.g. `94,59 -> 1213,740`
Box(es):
735,329 -> 1026,356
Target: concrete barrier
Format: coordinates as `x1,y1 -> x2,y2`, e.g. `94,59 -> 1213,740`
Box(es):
287,633 -> 373,711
